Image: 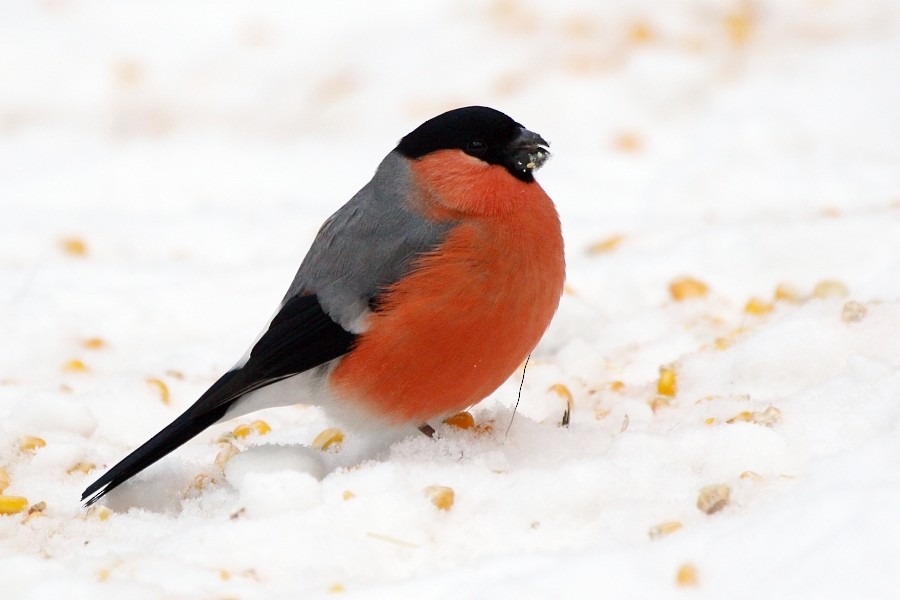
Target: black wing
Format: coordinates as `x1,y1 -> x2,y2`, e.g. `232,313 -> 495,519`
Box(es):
82,294 -> 356,505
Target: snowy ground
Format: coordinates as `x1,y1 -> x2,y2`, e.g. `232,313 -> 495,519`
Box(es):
2,1 -> 900,598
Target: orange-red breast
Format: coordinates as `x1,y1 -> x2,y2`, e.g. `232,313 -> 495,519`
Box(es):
83,106 -> 565,505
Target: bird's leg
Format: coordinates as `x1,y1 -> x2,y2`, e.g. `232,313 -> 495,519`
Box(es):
418,424 -> 436,438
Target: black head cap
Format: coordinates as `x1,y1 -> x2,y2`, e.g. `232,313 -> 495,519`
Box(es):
396,106 -> 550,182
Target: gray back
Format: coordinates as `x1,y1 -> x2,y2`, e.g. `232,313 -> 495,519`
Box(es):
283,151 -> 454,332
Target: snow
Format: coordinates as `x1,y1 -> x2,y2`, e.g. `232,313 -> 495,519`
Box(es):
2,0 -> 900,598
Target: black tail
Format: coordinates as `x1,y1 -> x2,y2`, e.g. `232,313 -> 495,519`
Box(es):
81,402 -> 228,506
82,294 -> 357,505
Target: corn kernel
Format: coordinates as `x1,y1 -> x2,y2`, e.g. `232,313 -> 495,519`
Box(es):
841,301 -> 867,323
608,380 -> 625,392
744,297 -> 774,315
443,411 -> 475,430
813,280 -> 849,299
650,396 -> 671,413
657,365 -> 677,397
0,495 -> 28,515
726,411 -> 753,424
629,21 -> 654,43
83,337 -> 106,350
61,237 -> 88,256
21,501 -> 47,524
704,417 -> 717,426
63,359 -> 88,373
588,234 -> 625,254
67,462 -> 95,475
648,521 -> 683,540
146,378 -> 170,405
0,468 -> 9,493
342,491 -> 355,501
424,485 -> 455,511
774,283 -> 802,303
697,484 -> 730,514
20,436 -> 46,453
232,424 -> 253,439
86,505 -> 112,521
713,337 -> 731,350
548,383 -> 574,408
669,277 -> 708,301
250,420 -> 271,435
312,428 -> 344,452
740,471 -> 764,483
676,563 -> 699,587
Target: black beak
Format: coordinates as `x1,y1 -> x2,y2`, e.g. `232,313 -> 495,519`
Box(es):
505,127 -> 551,181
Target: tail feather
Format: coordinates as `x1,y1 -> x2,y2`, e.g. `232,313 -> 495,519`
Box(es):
81,404 -> 228,506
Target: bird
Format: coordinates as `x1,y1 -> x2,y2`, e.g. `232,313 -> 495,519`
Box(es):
82,106 -> 565,506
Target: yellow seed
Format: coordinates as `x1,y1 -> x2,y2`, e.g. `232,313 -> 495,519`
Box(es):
676,563 -> 699,587
218,570 -> 231,581
86,505 -> 112,521
613,132 -> 642,153
629,21 -> 654,43
813,280 -> 849,299
669,277 -> 708,301
0,468 -> 9,493
63,359 -> 88,373
588,234 -> 625,254
594,406 -> 611,420
774,283 -> 802,303
727,406 -> 781,427
443,411 -> 475,430
608,380 -> 625,392
650,396 -> 671,413
713,337 -> 732,350
146,378 -> 170,405
0,495 -> 29,515
657,365 -> 677,397
424,485 -> 455,511
744,297 -> 774,315
548,383 -> 574,410
232,424 -> 253,439
697,484 -> 731,514
704,417 -> 717,426
61,237 -> 88,256
250,420 -> 272,435
96,569 -> 110,582
67,462 -> 95,475
20,436 -> 46,453
841,301 -> 867,323
648,521 -> 683,540
21,501 -> 47,523
312,428 -> 345,452
740,471 -> 764,483
329,583 -> 346,593
214,443 -> 239,469
342,491 -> 355,501
726,411 -> 754,424
83,337 -> 106,350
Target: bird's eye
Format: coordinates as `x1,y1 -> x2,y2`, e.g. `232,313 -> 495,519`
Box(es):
466,140 -> 487,156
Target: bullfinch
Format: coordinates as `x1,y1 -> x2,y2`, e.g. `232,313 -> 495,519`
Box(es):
82,106 -> 565,505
